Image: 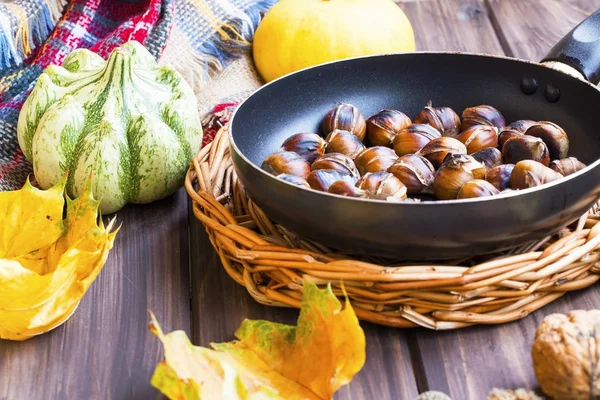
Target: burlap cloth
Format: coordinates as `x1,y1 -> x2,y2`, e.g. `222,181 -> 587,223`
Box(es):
191,55 -> 263,118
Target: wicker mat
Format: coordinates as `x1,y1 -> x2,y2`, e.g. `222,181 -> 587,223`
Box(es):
186,125 -> 600,330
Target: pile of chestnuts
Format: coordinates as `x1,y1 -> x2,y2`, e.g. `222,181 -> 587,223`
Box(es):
261,102 -> 586,201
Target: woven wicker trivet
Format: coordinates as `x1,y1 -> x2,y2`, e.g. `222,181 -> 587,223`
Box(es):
185,127 -> 600,329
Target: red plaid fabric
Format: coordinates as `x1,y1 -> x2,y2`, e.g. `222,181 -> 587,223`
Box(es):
0,0 -> 173,190
36,0 -> 166,67
201,101 -> 240,147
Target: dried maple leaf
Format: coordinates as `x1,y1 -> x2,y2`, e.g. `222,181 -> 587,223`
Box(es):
150,281 -> 366,399
0,178 -> 118,341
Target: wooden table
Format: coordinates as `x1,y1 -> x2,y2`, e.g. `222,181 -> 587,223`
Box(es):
2,1 -> 600,399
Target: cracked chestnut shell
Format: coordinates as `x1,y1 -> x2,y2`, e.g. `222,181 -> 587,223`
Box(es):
508,119 -> 538,132
327,180 -> 367,198
276,173 -> 310,189
502,135 -> 550,166
472,147 -> 503,170
433,154 -> 486,200
455,125 -> 499,154
510,160 -> 563,189
525,121 -> 570,160
354,146 -> 399,175
486,164 -> 515,191
392,124 -> 441,157
325,129 -> 366,159
322,103 -> 367,140
498,132 -> 521,150
307,169 -> 356,192
262,151 -> 311,179
457,179 -> 500,199
281,132 -> 327,163
498,120 -> 536,149
311,153 -> 360,180
550,157 -> 586,176
366,109 -> 412,147
388,154 -> 435,194
357,171 -> 407,201
461,105 -> 506,131
414,104 -> 461,137
417,137 -> 467,169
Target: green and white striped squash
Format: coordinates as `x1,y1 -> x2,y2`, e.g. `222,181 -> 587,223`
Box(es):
17,41 -> 203,214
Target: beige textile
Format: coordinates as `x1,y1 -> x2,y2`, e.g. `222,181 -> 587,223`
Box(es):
161,36 -> 263,118
195,54 -> 264,117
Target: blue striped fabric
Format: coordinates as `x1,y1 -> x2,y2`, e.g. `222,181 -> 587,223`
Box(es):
173,0 -> 277,73
0,0 -> 63,69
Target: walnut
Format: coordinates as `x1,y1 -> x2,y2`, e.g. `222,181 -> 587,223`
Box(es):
532,310 -> 600,399
413,391 -> 452,400
487,388 -> 544,400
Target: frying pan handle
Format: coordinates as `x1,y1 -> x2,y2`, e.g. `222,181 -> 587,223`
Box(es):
541,9 -> 600,84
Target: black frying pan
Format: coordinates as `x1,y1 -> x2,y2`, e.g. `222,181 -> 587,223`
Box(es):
229,10 -> 600,260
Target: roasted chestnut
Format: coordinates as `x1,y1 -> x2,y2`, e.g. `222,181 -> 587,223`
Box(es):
498,120 -> 536,149
325,129 -> 366,159
266,102 -> 576,202
388,154 -> 435,194
457,179 -> 500,199
525,121 -> 569,160
392,124 -> 441,157
354,146 -> 399,175
502,135 -> 550,166
327,180 -> 368,198
485,164 -> 515,191
366,109 -> 412,147
307,169 -> 356,192
455,125 -> 499,154
461,105 -> 506,131
472,147 -> 503,170
322,103 -> 367,140
414,103 -> 461,137
433,154 -> 486,200
550,157 -> 586,176
281,132 -> 327,163
417,137 -> 467,169
498,131 -> 522,150
510,160 -> 563,190
357,171 -> 407,201
276,173 -> 311,189
311,152 -> 360,179
507,120 -> 537,132
262,151 -> 311,179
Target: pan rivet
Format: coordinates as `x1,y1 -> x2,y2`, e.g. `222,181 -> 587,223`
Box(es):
520,76 -> 538,95
545,83 -> 560,103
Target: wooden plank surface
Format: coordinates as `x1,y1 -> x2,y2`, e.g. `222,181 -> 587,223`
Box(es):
3,1 -> 600,399
410,290 -> 599,398
486,0 -> 600,60
399,0 -> 503,55
0,191 -> 191,400
405,1 -> 600,398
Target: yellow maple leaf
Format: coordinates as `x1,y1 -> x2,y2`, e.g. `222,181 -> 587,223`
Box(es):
0,178 -> 118,341
150,281 -> 366,400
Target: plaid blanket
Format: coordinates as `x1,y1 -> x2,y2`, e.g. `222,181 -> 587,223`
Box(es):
0,0 -> 275,191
